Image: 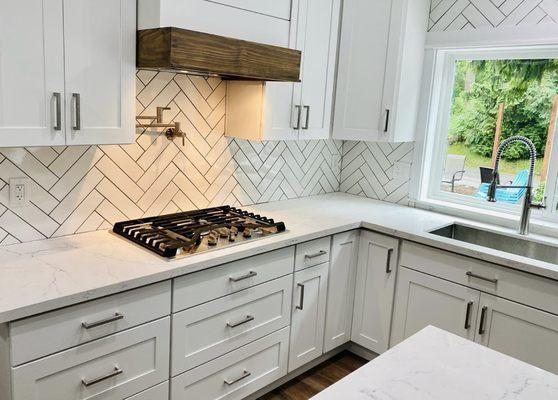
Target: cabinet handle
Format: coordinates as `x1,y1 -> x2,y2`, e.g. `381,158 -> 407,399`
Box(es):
296,283 -> 305,310
302,106 -> 310,130
81,366 -> 123,387
464,301 -> 473,329
224,370 -> 251,386
384,109 -> 390,132
478,306 -> 488,335
81,313 -> 124,330
72,93 -> 81,131
229,271 -> 257,282
305,250 -> 327,259
466,271 -> 498,285
293,105 -> 302,130
53,92 -> 62,131
227,315 -> 254,328
386,248 -> 394,273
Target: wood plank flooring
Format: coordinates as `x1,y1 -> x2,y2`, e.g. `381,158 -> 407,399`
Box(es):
258,351 -> 370,400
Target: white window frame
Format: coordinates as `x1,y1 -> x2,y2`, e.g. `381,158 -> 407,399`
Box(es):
413,44 -> 558,226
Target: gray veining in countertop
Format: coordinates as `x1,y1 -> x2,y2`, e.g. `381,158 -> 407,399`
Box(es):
1,192 -> 558,323
311,326 -> 558,400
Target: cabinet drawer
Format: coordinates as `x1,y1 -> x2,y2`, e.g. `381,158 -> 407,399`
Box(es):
171,327 -> 289,400
12,318 -> 170,400
401,241 -> 558,315
295,237 -> 331,271
172,275 -> 292,375
10,281 -> 171,366
173,247 -> 294,312
126,381 -> 169,400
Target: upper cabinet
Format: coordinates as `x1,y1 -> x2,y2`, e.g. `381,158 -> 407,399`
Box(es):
332,0 -> 430,142
225,0 -> 341,141
0,0 -> 136,148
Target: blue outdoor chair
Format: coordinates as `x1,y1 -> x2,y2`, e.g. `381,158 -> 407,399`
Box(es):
477,169 -> 529,204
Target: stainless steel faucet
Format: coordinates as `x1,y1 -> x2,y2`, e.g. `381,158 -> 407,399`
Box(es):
487,135 -> 545,235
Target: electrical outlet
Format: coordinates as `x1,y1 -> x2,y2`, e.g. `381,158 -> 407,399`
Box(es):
392,161 -> 411,181
9,178 -> 30,207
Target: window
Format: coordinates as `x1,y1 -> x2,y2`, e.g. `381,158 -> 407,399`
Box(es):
419,47 -> 558,222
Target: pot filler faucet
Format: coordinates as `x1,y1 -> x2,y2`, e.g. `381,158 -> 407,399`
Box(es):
487,135 -> 546,235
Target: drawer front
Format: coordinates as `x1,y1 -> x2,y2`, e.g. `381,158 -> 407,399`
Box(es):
401,241 -> 558,315
10,281 -> 171,366
172,276 -> 292,375
295,237 -> 331,271
173,247 -> 294,312
171,327 -> 289,400
12,318 -> 170,400
125,381 -> 169,400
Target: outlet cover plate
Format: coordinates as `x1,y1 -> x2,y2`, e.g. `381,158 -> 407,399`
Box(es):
9,178 -> 30,207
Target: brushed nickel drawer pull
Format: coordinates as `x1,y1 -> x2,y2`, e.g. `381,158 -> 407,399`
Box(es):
81,366 -> 123,387
386,248 -> 394,274
53,92 -> 62,131
305,250 -> 327,259
227,315 -> 254,328
229,271 -> 257,282
293,105 -> 302,130
224,370 -> 251,385
72,93 -> 81,131
466,271 -> 498,285
296,283 -> 305,310
81,313 -> 124,330
302,106 -> 310,130
464,301 -> 473,330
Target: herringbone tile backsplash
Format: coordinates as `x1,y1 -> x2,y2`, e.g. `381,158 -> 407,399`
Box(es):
0,71 -> 342,245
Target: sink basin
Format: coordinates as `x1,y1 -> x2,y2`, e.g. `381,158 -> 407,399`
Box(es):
429,223 -> 558,264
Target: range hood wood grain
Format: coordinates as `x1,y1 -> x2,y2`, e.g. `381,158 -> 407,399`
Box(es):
137,27 -> 301,82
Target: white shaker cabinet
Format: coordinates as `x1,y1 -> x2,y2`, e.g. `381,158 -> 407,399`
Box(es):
0,0 -> 135,147
323,231 -> 359,353
475,293 -> 558,375
288,262 -> 329,372
390,267 -> 481,346
226,0 -> 341,140
332,0 -> 429,142
0,0 -> 66,147
351,231 -> 399,354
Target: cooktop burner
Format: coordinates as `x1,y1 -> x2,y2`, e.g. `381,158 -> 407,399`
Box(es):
112,206 -> 286,259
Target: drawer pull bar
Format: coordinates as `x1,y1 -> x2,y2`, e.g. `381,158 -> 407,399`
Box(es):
464,301 -> 473,330
224,370 -> 251,386
227,315 -> 254,328
478,306 -> 488,335
305,250 -> 327,259
81,366 -> 123,387
386,248 -> 394,273
466,271 -> 498,285
81,313 -> 124,330
229,271 -> 257,282
296,283 -> 305,310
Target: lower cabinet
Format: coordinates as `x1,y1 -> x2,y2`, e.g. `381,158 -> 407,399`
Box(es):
125,381 -> 169,400
323,231 -> 359,352
351,231 -> 399,353
288,263 -> 329,372
475,293 -> 558,375
391,267 -> 480,346
171,327 -> 290,400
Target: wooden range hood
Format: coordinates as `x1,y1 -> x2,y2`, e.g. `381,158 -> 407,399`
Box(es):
137,27 -> 302,82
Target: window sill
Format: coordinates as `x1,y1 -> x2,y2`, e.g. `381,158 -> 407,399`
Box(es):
413,197 -> 558,238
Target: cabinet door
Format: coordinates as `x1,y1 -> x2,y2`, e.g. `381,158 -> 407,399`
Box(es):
391,267 -> 480,346
332,0 -> 392,141
324,231 -> 358,353
475,293 -> 558,375
351,231 -> 398,353
63,0 -> 135,145
289,262 -> 328,372
0,0 -> 66,147
297,0 -> 341,140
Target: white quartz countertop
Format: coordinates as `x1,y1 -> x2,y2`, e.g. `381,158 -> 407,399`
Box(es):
1,192 -> 558,323
311,326 -> 558,400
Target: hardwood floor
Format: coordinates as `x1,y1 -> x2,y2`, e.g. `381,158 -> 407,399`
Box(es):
258,351 -> 370,400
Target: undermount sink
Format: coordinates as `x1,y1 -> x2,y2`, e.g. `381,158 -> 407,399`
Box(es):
429,223 -> 558,265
